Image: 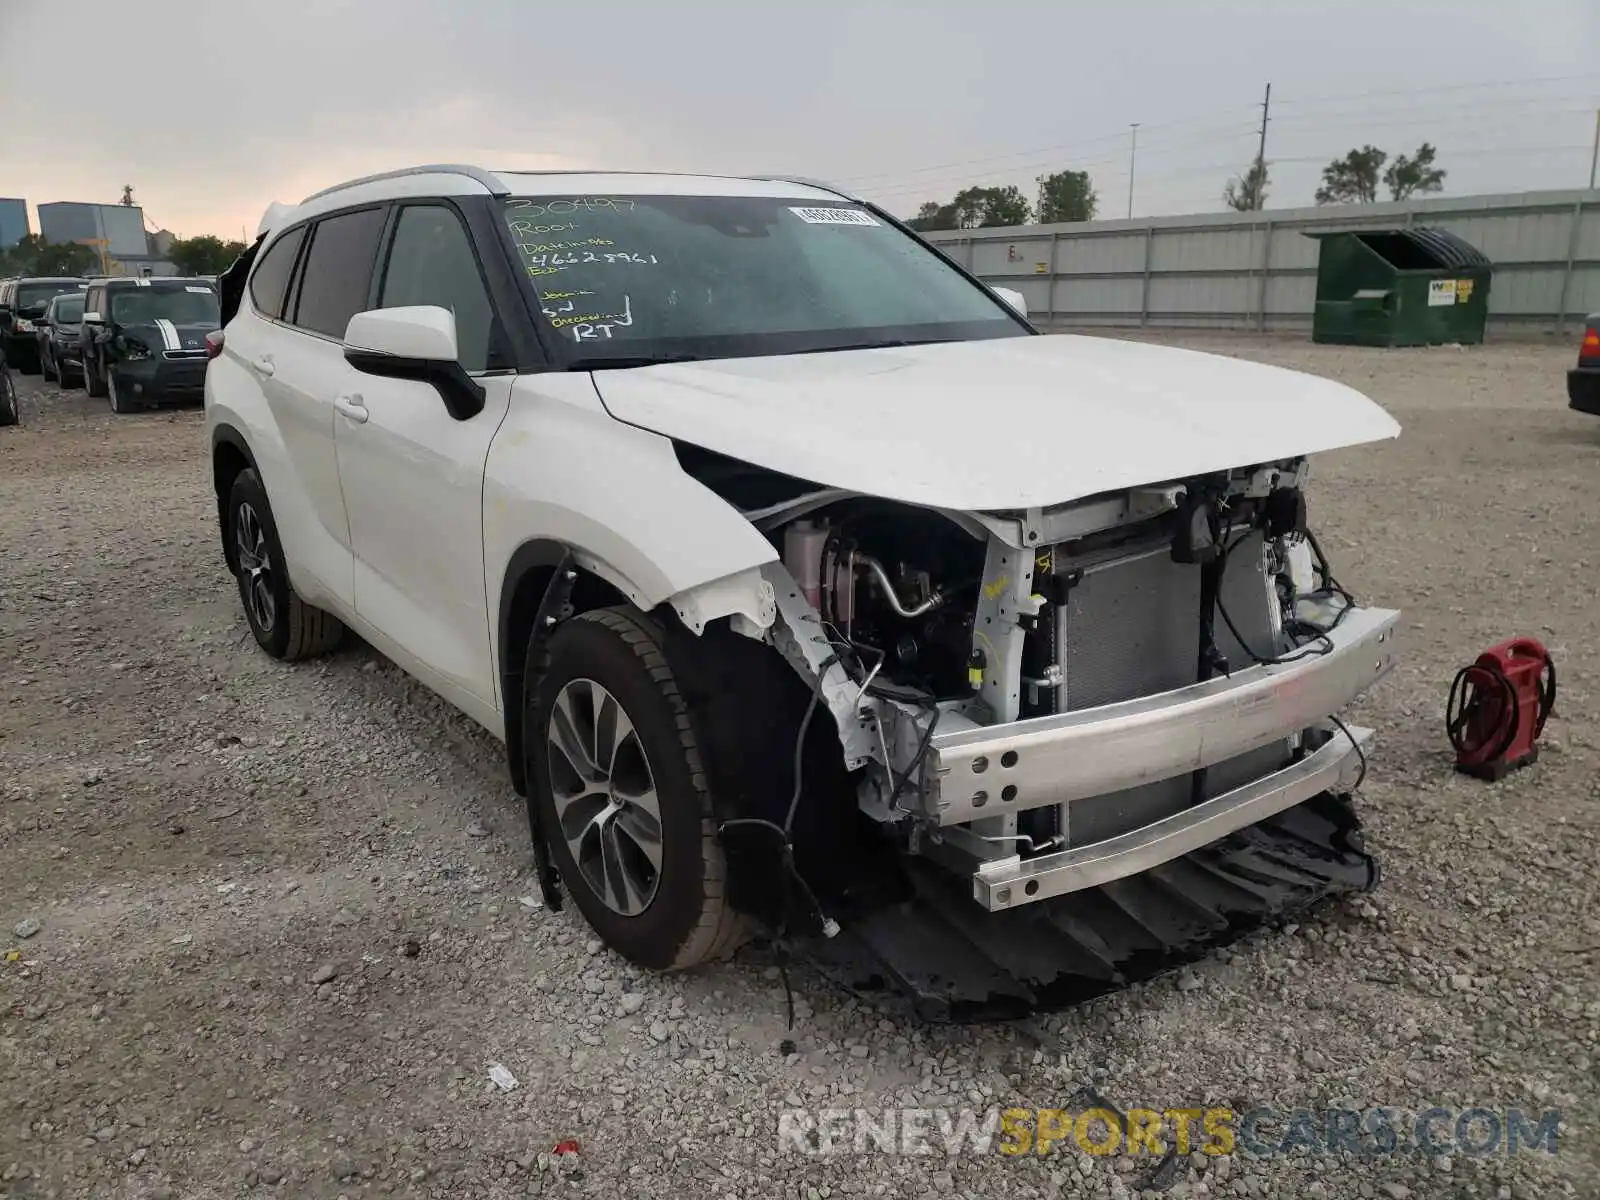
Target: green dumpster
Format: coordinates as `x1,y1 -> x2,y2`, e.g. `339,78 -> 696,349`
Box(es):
1307,227 -> 1492,347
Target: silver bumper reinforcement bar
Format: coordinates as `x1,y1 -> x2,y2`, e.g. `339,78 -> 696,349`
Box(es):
962,723 -> 1374,910
923,605 -> 1400,827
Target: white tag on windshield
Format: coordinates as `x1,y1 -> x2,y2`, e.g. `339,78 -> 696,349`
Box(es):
789,206 -> 878,227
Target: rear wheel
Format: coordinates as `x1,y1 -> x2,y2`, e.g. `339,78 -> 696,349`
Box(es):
226,468 -> 344,660
526,607 -> 747,971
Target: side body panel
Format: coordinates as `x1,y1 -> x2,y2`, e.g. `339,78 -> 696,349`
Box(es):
482,373 -> 782,707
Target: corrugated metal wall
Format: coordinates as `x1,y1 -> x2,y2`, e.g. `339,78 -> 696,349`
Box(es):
921,189 -> 1599,335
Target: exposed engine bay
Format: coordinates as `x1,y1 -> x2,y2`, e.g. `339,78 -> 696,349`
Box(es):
675,442 -> 1396,1019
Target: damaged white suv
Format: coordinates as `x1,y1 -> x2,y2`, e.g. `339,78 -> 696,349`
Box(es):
207,165 -> 1401,1019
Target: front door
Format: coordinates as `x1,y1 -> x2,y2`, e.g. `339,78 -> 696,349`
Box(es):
332,201 -> 513,712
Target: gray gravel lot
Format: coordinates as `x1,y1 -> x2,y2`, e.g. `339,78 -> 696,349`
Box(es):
1,336 -> 1597,1200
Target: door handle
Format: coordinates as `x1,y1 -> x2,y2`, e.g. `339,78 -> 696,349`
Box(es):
250,355 -> 275,376
334,394 -> 369,424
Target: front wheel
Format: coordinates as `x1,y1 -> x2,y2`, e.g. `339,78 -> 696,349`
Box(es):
85,354 -> 107,398
0,370 -> 17,427
226,468 -> 344,660
41,345 -> 56,383
526,607 -> 747,971
107,369 -> 130,414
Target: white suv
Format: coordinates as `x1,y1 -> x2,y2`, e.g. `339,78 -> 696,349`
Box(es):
207,164 -> 1403,1016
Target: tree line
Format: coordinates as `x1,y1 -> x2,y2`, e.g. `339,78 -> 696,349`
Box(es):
0,232 -> 248,278
905,143 -> 1448,230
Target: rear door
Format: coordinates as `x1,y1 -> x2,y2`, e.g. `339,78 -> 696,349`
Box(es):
332,200 -> 514,713
236,209 -> 383,613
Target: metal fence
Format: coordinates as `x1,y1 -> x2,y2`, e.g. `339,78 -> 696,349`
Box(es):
920,189 -> 1600,336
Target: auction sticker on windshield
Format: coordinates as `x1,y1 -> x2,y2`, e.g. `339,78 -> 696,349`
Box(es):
789,206 -> 879,227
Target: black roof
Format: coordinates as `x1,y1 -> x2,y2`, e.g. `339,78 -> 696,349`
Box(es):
98,277 -> 216,289
1306,225 -> 1492,269
1393,227 -> 1492,269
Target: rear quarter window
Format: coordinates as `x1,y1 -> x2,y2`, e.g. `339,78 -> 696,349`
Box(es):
248,226 -> 305,320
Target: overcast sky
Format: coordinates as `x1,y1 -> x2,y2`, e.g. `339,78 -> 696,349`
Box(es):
1,0 -> 1596,240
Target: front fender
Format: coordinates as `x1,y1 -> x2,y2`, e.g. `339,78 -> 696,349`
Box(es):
484,374 -> 780,675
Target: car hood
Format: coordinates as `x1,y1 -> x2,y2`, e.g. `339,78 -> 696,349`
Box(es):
123,320 -> 216,353
590,334 -> 1402,511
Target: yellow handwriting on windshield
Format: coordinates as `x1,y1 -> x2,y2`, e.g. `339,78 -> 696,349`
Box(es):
508,198 -> 636,218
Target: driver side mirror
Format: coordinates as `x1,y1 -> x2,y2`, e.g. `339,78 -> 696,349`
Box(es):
342,305 -> 484,422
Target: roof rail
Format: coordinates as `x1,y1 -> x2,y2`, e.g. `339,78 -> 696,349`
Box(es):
746,175 -> 862,202
300,164 -> 508,204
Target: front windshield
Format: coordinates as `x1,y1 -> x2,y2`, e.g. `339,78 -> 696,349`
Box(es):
53,296 -> 84,323
110,286 -> 219,326
501,194 -> 1025,365
18,282 -> 82,314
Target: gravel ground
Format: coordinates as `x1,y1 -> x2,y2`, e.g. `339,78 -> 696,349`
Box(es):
1,337 -> 1597,1200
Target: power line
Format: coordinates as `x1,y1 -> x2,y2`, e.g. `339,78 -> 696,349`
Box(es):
828,74 -> 1600,204
863,114 -> 1596,209
860,129 -> 1259,203
1269,72 -> 1600,108
862,100 -> 1595,203
828,110 -> 1259,188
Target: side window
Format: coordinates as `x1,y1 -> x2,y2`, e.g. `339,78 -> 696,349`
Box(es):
86,287 -> 102,318
247,226 -> 304,320
290,207 -> 385,339
376,205 -> 498,373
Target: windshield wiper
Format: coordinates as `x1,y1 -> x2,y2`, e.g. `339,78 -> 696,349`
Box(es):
805,337 -> 955,354
565,353 -> 703,371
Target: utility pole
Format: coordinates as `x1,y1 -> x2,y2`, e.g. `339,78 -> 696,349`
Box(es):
1035,175 -> 1045,224
1127,123 -> 1140,219
1253,82 -> 1272,210
1589,108 -> 1598,190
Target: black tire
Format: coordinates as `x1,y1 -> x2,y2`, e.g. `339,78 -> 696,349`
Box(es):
0,371 -> 17,427
16,349 -> 38,376
226,468 -> 344,661
41,345 -> 56,383
526,607 -> 747,971
85,354 -> 106,398
107,369 -> 129,414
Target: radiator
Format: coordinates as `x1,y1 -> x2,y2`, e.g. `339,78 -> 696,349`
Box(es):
1052,531 -> 1293,846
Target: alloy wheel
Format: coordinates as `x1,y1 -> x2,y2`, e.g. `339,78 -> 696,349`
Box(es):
546,679 -> 664,916
234,501 -> 276,633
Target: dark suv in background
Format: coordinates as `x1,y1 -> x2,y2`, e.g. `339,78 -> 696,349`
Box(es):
81,277 -> 220,413
0,276 -> 88,372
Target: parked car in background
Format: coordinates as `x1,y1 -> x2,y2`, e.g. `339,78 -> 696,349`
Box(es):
0,276 -> 88,373
0,343 -> 17,426
80,277 -> 220,413
1569,314 -> 1599,417
37,292 -> 87,385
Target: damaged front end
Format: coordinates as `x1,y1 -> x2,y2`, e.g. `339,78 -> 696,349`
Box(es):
680,447 -> 1398,1021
